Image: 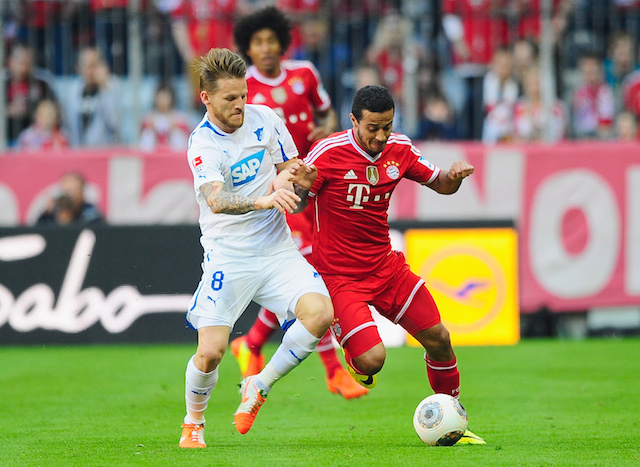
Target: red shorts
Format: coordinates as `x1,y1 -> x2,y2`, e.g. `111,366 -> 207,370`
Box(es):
324,251 -> 441,358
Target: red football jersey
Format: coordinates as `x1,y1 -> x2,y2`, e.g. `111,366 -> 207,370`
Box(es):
246,60 -> 332,157
305,129 -> 441,279
170,0 -> 237,52
623,70 -> 640,117
246,60 -> 332,251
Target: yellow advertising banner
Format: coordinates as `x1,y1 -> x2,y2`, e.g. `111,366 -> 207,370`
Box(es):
405,228 -> 519,346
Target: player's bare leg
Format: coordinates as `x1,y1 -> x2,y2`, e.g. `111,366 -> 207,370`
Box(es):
180,325 -> 230,448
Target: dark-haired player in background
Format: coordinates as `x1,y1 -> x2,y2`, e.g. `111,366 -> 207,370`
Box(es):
230,6 -> 367,400
305,84 -> 484,444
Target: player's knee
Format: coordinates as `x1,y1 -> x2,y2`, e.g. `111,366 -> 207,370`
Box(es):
419,324 -> 454,360
355,345 -> 386,375
296,294 -> 333,336
195,346 -> 225,372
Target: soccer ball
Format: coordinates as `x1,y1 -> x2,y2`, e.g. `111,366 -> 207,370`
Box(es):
413,393 -> 468,446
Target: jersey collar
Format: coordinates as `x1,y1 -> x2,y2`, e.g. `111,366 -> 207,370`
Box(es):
348,129 -> 382,163
247,64 -> 287,86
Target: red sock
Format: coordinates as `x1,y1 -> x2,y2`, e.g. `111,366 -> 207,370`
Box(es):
246,308 -> 278,355
316,331 -> 341,378
425,355 -> 460,399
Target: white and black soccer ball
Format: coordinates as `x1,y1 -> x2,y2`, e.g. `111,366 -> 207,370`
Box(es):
413,393 -> 468,446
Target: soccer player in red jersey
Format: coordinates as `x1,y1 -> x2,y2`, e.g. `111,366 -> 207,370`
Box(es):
305,84 -> 484,444
229,7 -> 367,400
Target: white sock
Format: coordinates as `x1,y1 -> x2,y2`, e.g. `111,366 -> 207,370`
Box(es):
256,320 -> 320,392
184,355 -> 218,425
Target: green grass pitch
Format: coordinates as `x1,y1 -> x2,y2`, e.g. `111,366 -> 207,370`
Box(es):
1,338 -> 639,466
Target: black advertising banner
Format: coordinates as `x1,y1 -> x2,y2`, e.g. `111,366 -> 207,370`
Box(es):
0,226 -> 262,345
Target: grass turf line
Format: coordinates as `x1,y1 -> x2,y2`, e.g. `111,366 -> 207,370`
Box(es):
0,339 -> 639,466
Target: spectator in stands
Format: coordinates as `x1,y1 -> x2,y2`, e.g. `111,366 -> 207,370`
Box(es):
604,32 -> 637,112
483,66 -> 567,143
511,37 -> 539,92
365,9 -> 427,134
36,172 -> 104,226
441,0 -> 509,139
170,0 -> 250,105
510,0 -> 574,44
571,52 -> 615,139
139,83 -> 191,152
417,87 -> 458,141
91,0 -> 129,75
291,17 -> 350,104
16,99 -> 68,151
10,0 -> 68,72
614,110 -> 639,141
482,46 -> 519,116
65,46 -> 122,147
3,43 -> 57,146
621,55 -> 640,125
442,0 -> 507,71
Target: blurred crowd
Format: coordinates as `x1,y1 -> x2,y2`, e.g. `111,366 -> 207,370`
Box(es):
4,0 -> 640,152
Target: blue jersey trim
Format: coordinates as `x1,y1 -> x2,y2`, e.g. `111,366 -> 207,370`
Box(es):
202,120 -> 227,137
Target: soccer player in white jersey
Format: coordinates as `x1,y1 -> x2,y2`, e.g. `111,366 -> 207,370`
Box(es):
178,48 -> 333,448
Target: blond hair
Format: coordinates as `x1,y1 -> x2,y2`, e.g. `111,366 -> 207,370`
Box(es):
193,48 -> 247,93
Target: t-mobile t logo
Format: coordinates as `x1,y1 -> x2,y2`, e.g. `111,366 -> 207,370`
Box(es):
346,183 -> 370,209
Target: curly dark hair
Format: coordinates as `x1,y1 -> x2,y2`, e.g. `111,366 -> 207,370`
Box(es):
233,6 -> 292,64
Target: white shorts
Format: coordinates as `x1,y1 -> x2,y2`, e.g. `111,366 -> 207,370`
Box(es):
186,245 -> 329,330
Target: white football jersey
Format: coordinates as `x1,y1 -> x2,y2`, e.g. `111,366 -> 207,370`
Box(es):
187,104 -> 299,253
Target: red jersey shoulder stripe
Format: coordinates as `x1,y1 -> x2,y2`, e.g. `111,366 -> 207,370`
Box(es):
387,132 -> 412,144
387,133 -> 422,157
304,131 -> 350,164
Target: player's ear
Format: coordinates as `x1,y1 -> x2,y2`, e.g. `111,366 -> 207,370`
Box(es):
349,113 -> 358,129
200,90 -> 210,105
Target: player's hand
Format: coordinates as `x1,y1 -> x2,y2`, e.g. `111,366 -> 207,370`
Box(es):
269,161 -> 299,193
290,161 -> 317,190
307,122 -> 332,142
447,161 -> 474,181
256,188 -> 301,213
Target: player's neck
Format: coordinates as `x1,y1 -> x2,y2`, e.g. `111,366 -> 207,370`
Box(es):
256,63 -> 282,79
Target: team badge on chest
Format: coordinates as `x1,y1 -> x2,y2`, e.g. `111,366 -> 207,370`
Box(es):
366,166 -> 379,185
271,87 -> 287,104
383,161 -> 400,180
289,77 -> 305,95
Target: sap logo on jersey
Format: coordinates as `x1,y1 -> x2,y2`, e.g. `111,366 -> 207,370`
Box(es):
231,149 -> 265,186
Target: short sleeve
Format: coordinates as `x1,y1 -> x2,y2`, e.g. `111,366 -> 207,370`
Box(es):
402,143 -> 441,185
187,132 -> 224,190
270,110 -> 299,164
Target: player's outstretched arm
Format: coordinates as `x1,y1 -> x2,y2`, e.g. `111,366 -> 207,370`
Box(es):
200,181 -> 301,215
428,161 -> 474,195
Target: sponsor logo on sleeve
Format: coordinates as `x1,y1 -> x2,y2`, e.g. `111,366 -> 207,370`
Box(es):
417,156 -> 435,171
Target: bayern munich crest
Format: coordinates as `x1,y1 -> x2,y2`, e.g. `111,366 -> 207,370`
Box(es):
332,321 -> 342,338
386,165 -> 400,180
383,161 -> 400,180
